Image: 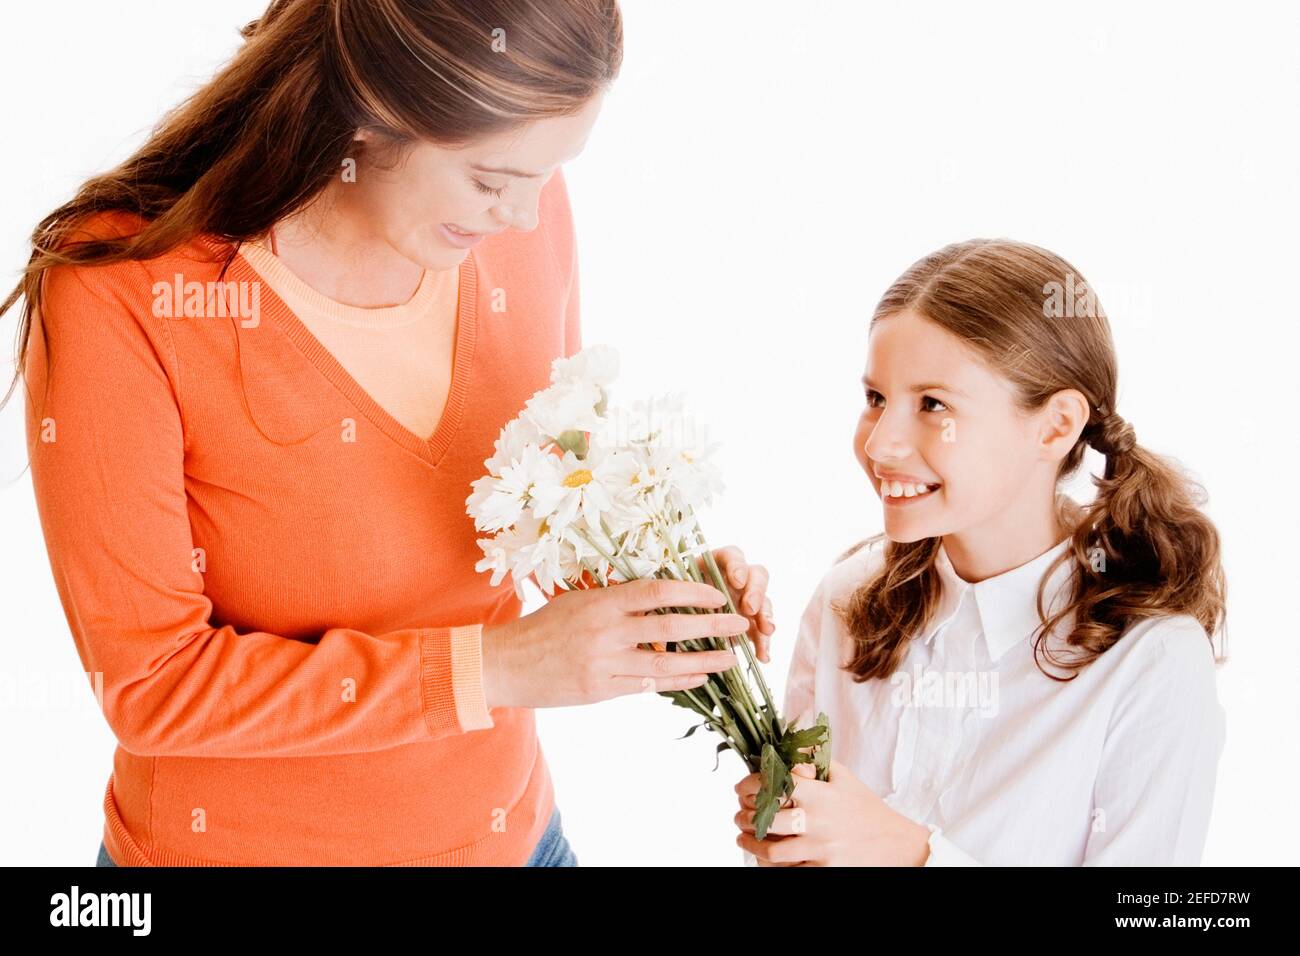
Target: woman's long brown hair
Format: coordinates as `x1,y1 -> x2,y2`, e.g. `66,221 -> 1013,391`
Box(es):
836,239 -> 1226,682
1,0 -> 622,411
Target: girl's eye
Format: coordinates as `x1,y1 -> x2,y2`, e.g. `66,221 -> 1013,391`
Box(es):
864,389 -> 884,408
472,179 -> 507,198
921,395 -> 949,413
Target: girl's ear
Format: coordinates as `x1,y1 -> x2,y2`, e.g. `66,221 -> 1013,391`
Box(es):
1038,388 -> 1089,462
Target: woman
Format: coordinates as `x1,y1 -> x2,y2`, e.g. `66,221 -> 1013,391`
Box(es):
3,0 -> 775,866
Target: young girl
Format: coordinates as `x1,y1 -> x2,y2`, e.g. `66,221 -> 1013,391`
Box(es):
734,239 -> 1227,866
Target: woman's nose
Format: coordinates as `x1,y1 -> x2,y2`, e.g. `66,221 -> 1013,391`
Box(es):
495,199 -> 540,233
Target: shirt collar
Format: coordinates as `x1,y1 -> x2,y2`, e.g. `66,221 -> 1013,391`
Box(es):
923,536 -> 1076,663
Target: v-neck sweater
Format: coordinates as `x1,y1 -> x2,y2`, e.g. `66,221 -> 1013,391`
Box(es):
236,232 -> 463,451
24,171 -> 582,866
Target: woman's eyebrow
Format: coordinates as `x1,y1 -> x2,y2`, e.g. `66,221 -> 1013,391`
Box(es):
471,142 -> 590,180
471,163 -> 544,178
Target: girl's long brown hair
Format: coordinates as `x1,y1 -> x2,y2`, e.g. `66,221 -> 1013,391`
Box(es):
1,0 -> 622,410
836,239 -> 1226,681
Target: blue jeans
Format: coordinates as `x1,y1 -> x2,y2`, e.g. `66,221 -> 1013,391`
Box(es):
95,805 -> 576,867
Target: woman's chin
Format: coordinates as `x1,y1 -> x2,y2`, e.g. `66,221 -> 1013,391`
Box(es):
426,248 -> 470,271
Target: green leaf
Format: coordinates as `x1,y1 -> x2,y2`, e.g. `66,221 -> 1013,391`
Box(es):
712,741 -> 729,772
782,723 -> 829,751
815,712 -> 832,779
555,429 -> 589,456
753,743 -> 790,840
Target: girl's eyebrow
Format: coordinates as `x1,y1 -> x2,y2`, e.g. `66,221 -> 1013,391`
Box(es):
862,374 -> 968,397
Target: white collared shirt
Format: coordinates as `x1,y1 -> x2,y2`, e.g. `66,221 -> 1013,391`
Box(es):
780,535 -> 1226,865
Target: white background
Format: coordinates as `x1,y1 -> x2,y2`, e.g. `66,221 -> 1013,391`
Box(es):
1,1 -> 1296,866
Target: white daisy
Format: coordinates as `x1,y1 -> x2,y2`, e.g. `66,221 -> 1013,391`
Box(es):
522,378 -> 604,442
466,443 -> 557,533
483,416 -> 545,477
549,344 -> 620,388
528,445 -> 618,539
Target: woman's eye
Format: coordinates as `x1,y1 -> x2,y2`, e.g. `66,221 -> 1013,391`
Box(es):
921,395 -> 949,412
472,179 -> 507,198
864,389 -> 884,408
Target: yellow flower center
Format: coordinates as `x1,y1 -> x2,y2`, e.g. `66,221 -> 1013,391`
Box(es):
563,469 -> 594,488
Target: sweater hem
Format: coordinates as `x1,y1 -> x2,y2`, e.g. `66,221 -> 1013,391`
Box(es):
101,738 -> 555,867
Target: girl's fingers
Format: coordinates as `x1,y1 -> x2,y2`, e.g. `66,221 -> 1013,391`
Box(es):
734,772 -> 763,799
735,806 -> 808,837
738,789 -> 798,811
736,830 -> 810,865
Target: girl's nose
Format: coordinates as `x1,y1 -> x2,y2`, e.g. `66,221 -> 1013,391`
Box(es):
864,417 -> 912,463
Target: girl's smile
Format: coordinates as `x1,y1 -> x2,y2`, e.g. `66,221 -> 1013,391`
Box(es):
874,469 -> 942,502
879,479 -> 941,504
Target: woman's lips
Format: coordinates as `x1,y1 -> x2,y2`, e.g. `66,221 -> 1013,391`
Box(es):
438,223 -> 485,249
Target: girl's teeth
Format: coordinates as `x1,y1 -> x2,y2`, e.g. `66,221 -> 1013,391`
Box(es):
884,481 -> 938,498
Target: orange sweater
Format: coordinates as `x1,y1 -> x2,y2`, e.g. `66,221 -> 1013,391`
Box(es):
25,171 -> 581,866
236,232 -> 465,443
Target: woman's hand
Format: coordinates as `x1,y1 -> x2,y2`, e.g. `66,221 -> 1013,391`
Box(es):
480,578 -> 750,709
704,545 -> 775,664
733,759 -> 932,866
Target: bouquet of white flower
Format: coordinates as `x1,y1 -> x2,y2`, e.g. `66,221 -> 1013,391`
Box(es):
466,345 -> 830,839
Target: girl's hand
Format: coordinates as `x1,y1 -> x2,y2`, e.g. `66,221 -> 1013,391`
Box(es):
705,545 -> 774,664
733,759 -> 932,866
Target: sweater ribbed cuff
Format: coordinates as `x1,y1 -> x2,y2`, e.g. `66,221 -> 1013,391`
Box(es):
420,624 -> 494,735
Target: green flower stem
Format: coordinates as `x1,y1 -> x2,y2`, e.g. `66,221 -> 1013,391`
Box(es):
663,687 -> 751,759
692,516 -> 781,737
659,619 -> 753,758
681,549 -> 766,724
668,531 -> 767,737
656,525 -> 768,754
571,523 -> 755,760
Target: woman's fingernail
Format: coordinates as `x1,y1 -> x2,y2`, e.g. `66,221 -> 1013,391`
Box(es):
733,568 -> 747,586
744,594 -> 758,613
